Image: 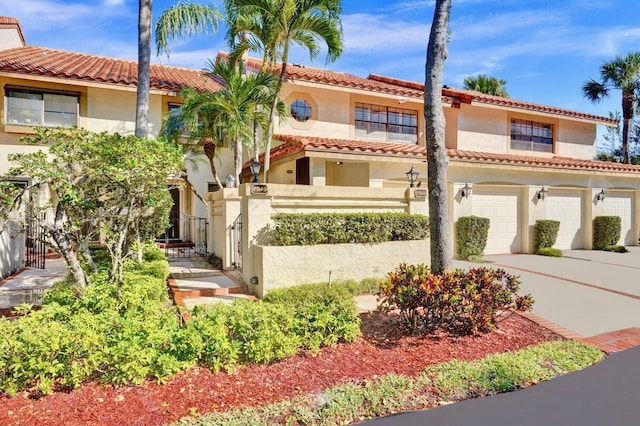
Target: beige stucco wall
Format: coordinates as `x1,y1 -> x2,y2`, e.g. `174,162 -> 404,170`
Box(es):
0,28 -> 24,50
0,216 -> 24,279
556,119 -> 597,159
252,239 -> 430,297
456,104 -> 508,153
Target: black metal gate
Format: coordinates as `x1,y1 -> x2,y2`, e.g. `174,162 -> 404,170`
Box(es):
162,214 -> 208,259
25,209 -> 46,269
231,213 -> 242,271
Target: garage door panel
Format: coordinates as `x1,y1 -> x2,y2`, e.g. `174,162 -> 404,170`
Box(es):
603,194 -> 633,246
547,191 -> 583,250
472,188 -> 521,255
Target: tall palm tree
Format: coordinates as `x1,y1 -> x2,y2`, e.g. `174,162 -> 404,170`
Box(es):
224,0 -> 344,182
179,60 -> 284,187
135,0 -> 152,138
583,52 -> 640,164
463,74 -> 509,97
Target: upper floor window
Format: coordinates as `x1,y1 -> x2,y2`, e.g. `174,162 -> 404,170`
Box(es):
355,102 -> 417,143
290,99 -> 312,122
5,88 -> 78,128
510,119 -> 553,153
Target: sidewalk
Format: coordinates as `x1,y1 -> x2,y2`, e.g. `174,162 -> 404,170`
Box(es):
0,256 -> 67,309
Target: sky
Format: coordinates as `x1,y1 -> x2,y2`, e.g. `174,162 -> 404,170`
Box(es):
3,0 -> 640,130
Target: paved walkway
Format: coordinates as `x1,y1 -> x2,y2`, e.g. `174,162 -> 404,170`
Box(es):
363,345 -> 640,426
0,256 -> 67,309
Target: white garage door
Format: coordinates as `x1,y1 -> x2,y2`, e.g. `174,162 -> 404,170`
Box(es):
603,193 -> 633,246
472,187 -> 521,254
547,190 -> 583,249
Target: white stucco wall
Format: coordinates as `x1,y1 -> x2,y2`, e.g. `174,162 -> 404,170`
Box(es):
0,27 -> 23,50
253,239 -> 430,297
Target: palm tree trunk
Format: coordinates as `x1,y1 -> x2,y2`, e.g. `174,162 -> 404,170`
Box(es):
135,0 -> 152,138
621,91 -> 634,164
424,0 -> 452,274
263,46 -> 289,183
234,137 -> 242,188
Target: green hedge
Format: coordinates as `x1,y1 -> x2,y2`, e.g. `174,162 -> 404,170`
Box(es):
593,216 -> 621,250
456,216 -> 490,261
265,213 -> 429,246
534,220 -> 560,252
0,246 -> 363,396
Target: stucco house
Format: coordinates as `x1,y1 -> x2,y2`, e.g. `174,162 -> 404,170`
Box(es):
2,15 -> 640,286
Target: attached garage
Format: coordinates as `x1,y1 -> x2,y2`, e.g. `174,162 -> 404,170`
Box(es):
547,189 -> 584,249
603,192 -> 634,246
472,187 -> 521,254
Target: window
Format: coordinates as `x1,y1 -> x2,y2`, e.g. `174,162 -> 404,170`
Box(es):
290,99 -> 312,122
5,89 -> 78,127
355,102 -> 417,143
510,119 -> 553,153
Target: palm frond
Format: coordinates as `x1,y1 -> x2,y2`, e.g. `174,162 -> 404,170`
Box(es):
155,2 -> 223,56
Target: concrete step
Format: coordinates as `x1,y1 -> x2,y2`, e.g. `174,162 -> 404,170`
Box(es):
182,294 -> 258,309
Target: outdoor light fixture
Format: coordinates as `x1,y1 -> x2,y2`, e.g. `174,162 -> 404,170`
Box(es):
537,186 -> 548,200
597,188 -> 607,201
405,166 -> 419,188
249,160 -> 262,183
461,182 -> 472,198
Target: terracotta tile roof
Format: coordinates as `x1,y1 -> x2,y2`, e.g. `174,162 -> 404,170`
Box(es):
0,46 -> 222,93
217,52 -> 424,98
257,134 -> 640,174
368,74 -> 617,126
0,16 -> 25,46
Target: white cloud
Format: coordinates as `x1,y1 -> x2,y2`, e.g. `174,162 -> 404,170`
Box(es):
342,13 -> 429,53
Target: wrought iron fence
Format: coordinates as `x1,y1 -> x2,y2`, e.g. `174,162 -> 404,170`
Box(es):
231,213 -> 242,272
162,213 -> 208,259
25,209 -> 46,269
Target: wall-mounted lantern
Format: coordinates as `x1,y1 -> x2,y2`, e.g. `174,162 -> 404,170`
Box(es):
461,182 -> 472,198
597,188 -> 607,201
537,186 -> 548,200
405,166 -> 419,188
249,160 -> 262,183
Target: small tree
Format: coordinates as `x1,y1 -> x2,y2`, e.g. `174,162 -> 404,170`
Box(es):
0,128 -> 183,292
463,74 -> 509,97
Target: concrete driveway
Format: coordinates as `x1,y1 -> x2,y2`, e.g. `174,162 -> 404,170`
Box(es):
454,248 -> 640,337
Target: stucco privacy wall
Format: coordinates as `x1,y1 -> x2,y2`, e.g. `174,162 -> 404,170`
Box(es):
0,217 -> 23,279
253,240 -> 430,298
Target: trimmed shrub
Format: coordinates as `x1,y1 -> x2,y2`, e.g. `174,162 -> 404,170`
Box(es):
536,247 -> 563,257
534,220 -> 560,252
456,216 -> 490,261
265,213 -> 429,246
593,216 -> 621,250
602,245 -> 628,253
378,264 -> 534,335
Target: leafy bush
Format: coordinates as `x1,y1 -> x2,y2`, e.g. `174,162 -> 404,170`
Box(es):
536,247 -> 563,257
264,213 -> 429,246
456,216 -> 490,261
593,216 -> 621,250
534,220 -> 560,252
378,264 -> 534,335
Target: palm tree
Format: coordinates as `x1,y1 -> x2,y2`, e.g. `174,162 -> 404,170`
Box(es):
224,0 -> 344,182
424,0 -> 452,274
583,52 -> 640,164
155,1 -> 222,57
179,60 -> 284,187
463,74 -> 509,97
135,0 -> 152,138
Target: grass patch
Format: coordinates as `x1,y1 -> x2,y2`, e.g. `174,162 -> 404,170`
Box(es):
174,341 -> 602,425
536,247 -> 563,257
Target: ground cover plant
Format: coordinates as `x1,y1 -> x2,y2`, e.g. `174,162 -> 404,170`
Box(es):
174,341 -> 602,425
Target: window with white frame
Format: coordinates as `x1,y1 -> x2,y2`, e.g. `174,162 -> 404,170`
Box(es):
355,102 -> 418,143
5,88 -> 78,128
510,118 -> 553,153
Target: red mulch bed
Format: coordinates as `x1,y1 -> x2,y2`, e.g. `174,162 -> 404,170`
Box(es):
0,312 -> 560,426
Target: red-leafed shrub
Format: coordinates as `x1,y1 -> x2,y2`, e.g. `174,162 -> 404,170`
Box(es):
378,264 -> 534,335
